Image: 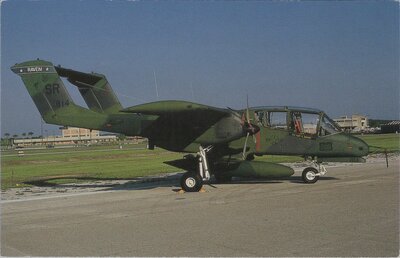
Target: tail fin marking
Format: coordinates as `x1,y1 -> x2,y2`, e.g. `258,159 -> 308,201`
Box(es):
11,61 -> 75,118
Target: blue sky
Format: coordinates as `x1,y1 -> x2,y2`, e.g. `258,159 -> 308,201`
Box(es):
1,0 -> 399,136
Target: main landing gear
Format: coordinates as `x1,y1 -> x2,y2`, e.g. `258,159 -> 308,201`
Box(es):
302,161 -> 327,184
180,146 -> 213,192
180,172 -> 203,192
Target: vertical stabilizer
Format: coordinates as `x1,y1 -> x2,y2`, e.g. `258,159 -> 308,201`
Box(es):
11,60 -> 74,118
11,60 -> 108,129
12,59 -> 147,136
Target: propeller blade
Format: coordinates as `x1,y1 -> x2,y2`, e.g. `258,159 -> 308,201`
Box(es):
244,94 -> 258,146
246,94 -> 250,124
240,94 -> 260,159
242,132 -> 250,160
241,113 -> 246,126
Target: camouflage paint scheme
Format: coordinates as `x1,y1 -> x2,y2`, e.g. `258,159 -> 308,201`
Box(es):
11,60 -> 369,188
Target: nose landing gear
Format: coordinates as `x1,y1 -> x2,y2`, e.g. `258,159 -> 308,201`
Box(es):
302,161 -> 327,184
302,167 -> 319,184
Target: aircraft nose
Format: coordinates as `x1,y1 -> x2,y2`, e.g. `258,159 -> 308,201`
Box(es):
350,136 -> 369,157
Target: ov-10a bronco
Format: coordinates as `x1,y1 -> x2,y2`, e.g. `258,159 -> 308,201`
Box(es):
11,60 -> 369,192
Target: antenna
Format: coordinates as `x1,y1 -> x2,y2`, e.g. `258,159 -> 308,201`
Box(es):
190,81 -> 195,101
153,70 -> 159,100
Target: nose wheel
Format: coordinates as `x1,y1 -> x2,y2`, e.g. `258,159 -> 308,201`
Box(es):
302,161 -> 327,184
302,167 -> 319,184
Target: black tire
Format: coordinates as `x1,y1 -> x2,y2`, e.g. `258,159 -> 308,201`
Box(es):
245,154 -> 255,161
302,167 -> 319,184
214,173 -> 232,183
180,172 -> 203,192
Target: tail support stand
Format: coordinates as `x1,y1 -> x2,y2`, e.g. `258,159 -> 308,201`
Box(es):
385,149 -> 389,168
198,145 -> 213,181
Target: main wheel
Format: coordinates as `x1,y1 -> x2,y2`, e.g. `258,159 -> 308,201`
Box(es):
302,167 -> 319,184
180,172 -> 203,192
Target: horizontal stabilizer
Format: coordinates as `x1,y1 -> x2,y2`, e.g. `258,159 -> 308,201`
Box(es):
55,66 -> 122,113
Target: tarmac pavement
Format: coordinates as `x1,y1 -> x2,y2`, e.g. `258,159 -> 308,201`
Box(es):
1,159 -> 399,257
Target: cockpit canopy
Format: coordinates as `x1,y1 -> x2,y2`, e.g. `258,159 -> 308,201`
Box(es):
253,106 -> 341,138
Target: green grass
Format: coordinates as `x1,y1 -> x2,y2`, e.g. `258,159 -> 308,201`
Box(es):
1,147 -> 182,189
1,133 -> 398,189
1,146 -> 301,189
357,133 -> 400,153
256,155 -> 303,163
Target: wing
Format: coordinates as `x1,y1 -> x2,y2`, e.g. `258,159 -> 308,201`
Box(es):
121,100 -> 228,116
122,100 -> 232,151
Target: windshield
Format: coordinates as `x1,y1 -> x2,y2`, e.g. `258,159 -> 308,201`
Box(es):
320,114 -> 341,135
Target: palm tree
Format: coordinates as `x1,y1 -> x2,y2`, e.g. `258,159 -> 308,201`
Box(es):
1,134 -> 9,147
28,132 -> 34,138
12,134 -> 18,139
22,133 -> 27,138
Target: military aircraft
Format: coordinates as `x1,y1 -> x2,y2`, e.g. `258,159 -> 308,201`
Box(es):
11,59 -> 369,192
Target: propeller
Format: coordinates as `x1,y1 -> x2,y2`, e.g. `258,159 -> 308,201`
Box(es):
242,132 -> 250,160
227,96 -> 260,160
241,95 -> 259,160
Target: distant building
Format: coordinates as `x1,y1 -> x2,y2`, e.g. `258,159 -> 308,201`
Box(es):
13,127 -> 116,147
334,115 -> 368,131
61,127 -> 99,138
13,134 -> 117,147
381,121 -> 400,134
12,127 -> 147,148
